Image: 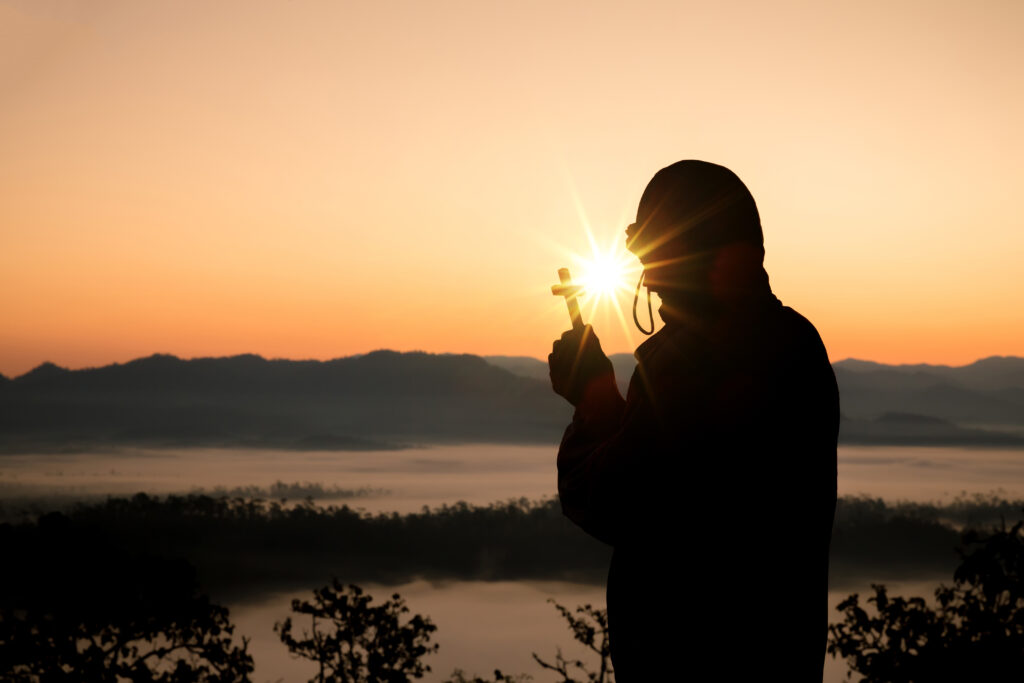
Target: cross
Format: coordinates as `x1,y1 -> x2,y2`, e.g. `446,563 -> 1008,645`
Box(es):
551,267 -> 585,331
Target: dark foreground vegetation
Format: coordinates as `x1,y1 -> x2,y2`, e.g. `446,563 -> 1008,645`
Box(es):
4,491 -> 1024,680
829,520 -> 1024,682
0,559 -> 602,683
271,580 -> 606,683
5,491 -> 1023,601
266,522 -> 1024,683
0,514 -> 255,682
0,516 -> 602,682
5,510 -> 1024,681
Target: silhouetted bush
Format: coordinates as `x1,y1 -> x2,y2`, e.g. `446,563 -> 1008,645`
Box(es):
829,520 -> 1024,682
275,580 -> 438,683
532,601 -> 613,683
274,581 -> 605,683
0,512 -> 253,681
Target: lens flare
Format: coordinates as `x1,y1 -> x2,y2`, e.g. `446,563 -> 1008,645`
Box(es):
580,253 -> 628,298
535,171 -> 648,344
571,235 -> 642,329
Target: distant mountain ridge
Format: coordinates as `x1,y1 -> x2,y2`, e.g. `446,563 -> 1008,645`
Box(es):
1,352 -> 1022,453
830,357 -> 1024,430
833,356 -> 1024,392
0,351 -> 571,453
487,354 -> 1024,446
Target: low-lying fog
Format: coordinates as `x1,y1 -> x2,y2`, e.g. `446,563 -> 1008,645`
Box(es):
4,444 -> 1024,513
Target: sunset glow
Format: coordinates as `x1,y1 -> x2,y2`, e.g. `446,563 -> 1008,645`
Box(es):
1,0 -> 1022,376
4,6 -> 1024,679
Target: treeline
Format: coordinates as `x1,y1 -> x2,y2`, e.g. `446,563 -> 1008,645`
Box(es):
6,493 -> 1019,601
834,492 -> 1024,529
0,480 -> 385,524
1,495 -> 611,601
190,480 -> 385,501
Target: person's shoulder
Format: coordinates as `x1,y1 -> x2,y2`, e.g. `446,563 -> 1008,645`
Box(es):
776,305 -> 825,342
768,303 -> 832,365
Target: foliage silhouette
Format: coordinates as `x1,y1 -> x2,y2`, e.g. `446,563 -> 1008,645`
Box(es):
531,600 -> 613,683
0,512 -> 253,682
272,582 -> 612,683
0,598 -> 253,683
828,519 -> 1024,682
275,580 -> 439,683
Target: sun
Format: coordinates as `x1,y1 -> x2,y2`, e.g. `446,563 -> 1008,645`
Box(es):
545,215 -> 641,326
565,239 -> 643,338
540,178 -> 646,339
580,253 -> 628,298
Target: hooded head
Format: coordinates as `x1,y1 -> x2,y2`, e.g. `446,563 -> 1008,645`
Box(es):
626,160 -> 771,319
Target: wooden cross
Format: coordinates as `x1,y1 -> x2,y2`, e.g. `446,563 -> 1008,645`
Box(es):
550,267 -> 584,331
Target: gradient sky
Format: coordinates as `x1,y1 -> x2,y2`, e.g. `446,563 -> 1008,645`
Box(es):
2,0 -> 1022,377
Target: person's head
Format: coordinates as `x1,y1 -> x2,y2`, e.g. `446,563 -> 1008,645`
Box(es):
626,160 -> 766,311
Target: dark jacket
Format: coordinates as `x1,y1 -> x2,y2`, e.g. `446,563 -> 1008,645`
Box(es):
557,295 -> 839,680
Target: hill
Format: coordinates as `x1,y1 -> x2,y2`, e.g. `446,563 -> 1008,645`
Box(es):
832,357 -> 1024,430
0,351 -> 571,453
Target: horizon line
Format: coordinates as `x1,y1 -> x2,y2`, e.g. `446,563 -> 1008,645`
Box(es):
5,350 -> 1023,381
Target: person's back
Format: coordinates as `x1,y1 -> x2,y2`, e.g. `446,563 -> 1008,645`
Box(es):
550,160 -> 838,680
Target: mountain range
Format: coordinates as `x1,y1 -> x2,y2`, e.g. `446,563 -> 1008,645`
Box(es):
0,352 -> 570,452
1,352 -> 1022,452
486,354 -> 1024,446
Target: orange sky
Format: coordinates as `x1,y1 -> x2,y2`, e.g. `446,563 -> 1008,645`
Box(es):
1,0 -> 1022,377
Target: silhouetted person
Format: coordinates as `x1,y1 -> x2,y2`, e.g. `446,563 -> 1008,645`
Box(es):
549,161 -> 839,680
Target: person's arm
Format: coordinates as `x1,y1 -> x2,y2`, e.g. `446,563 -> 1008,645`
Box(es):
555,376 -> 629,545
549,325 -> 631,544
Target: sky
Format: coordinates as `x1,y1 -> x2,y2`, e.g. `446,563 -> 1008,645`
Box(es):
1,0 -> 1022,377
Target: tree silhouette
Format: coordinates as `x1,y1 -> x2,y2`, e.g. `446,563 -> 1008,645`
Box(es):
275,580 -> 439,683
531,600 -> 613,683
828,519 -> 1024,682
0,512 -> 253,682
0,597 -> 253,683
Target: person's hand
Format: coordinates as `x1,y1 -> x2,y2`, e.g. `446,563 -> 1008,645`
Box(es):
548,325 -> 614,406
